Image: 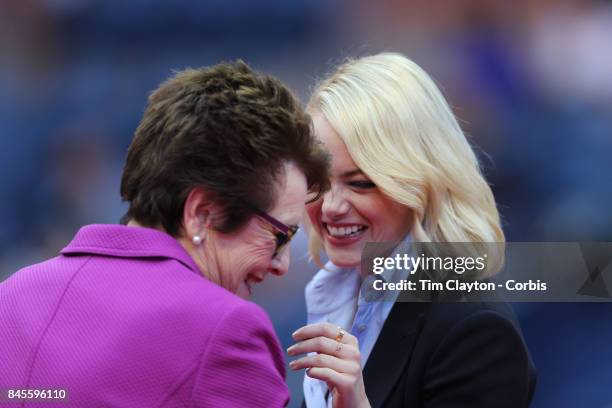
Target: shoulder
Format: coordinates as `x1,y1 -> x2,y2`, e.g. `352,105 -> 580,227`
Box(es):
192,297 -> 289,407
209,297 -> 279,342
416,302 -> 536,405
181,275 -> 273,327
387,301 -> 524,341
365,301 -> 535,407
195,295 -> 283,371
426,301 -> 522,333
0,255 -> 89,313
412,301 -> 529,363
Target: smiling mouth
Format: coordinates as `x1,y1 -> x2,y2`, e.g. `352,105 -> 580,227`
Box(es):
324,223 -> 368,238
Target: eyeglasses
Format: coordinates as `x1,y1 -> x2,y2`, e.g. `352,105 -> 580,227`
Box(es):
254,209 -> 299,258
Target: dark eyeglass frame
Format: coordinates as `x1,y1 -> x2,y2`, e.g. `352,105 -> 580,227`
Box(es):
254,209 -> 299,258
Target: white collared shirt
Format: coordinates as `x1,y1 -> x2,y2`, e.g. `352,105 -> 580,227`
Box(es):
303,237 -> 412,408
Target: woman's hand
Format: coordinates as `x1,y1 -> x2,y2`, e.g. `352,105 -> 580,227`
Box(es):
288,322 -> 371,408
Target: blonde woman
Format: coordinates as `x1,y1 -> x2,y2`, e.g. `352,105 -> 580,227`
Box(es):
287,53 -> 536,407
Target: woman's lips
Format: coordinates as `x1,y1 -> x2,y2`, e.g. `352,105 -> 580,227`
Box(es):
323,223 -> 367,246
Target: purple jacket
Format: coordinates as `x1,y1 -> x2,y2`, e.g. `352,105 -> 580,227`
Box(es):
0,224 -> 289,407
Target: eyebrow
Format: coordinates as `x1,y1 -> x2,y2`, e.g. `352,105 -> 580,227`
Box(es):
340,169 -> 365,178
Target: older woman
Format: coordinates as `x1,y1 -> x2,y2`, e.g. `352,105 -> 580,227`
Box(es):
288,53 -> 536,407
0,61 -> 328,407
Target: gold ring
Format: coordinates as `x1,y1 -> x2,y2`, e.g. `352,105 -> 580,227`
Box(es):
335,342 -> 343,353
335,327 -> 345,343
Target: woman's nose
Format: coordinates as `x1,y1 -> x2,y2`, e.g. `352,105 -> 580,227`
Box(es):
270,248 -> 290,276
321,188 -> 350,220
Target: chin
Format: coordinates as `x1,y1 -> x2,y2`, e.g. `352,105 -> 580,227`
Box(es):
326,248 -> 361,268
323,234 -> 364,262
332,260 -> 360,269
236,283 -> 251,299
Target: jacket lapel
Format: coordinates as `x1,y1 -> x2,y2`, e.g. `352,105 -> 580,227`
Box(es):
362,301 -> 429,407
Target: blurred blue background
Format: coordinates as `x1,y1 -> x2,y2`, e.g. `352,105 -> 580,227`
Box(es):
1,0 -> 611,406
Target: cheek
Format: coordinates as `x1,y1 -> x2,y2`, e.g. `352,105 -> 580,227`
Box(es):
373,203 -> 412,240
230,247 -> 270,277
239,232 -> 275,264
221,229 -> 275,281
355,196 -> 412,240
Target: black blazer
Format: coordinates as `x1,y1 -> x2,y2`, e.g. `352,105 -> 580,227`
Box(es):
302,301 -> 536,407
362,301 -> 536,407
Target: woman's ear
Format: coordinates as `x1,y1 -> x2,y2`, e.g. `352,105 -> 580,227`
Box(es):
182,187 -> 219,238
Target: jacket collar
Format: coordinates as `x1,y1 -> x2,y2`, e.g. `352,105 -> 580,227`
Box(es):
60,224 -> 201,275
305,262 -> 360,315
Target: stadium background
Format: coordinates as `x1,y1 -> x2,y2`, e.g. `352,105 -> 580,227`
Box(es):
1,0 -> 611,406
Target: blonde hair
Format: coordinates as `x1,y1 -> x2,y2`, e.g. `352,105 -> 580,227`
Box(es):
307,52 -> 505,276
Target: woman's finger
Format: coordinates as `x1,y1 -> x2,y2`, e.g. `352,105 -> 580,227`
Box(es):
293,322 -> 358,347
287,336 -> 360,360
305,367 -> 353,389
289,352 -> 359,374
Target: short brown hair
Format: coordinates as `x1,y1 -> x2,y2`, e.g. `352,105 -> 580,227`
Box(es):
120,60 -> 329,236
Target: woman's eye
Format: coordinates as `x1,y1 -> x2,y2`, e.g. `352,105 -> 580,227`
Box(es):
348,180 -> 376,189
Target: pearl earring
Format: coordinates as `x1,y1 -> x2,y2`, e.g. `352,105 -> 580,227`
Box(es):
192,234 -> 203,246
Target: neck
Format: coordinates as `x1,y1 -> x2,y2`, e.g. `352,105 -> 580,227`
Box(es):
127,219 -> 143,228
126,219 -> 164,232
356,264 -> 366,279
177,234 -> 219,284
